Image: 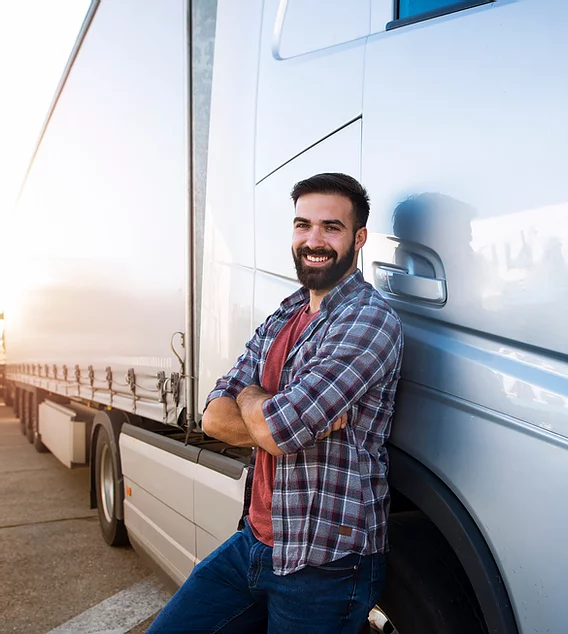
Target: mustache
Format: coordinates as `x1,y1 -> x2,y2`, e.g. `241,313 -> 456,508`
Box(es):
296,247 -> 337,259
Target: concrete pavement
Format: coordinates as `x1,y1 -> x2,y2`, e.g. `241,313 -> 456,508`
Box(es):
0,403 -> 169,633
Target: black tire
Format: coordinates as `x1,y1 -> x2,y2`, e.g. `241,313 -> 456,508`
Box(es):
4,383 -> 14,407
376,511 -> 487,634
20,391 -> 31,438
13,387 -> 20,417
19,390 -> 27,435
32,397 -> 48,453
25,392 -> 34,444
94,426 -> 129,546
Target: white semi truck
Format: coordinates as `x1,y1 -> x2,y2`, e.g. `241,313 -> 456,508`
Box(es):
4,1 -> 568,632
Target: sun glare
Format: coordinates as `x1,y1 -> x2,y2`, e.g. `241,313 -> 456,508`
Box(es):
0,0 -> 91,307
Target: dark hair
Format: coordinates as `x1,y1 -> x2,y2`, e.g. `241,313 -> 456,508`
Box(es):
290,173 -> 370,230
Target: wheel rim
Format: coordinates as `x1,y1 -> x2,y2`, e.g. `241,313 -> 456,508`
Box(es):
100,443 -> 115,523
369,606 -> 399,634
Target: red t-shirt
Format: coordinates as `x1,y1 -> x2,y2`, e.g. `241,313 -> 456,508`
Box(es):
247,304 -> 319,546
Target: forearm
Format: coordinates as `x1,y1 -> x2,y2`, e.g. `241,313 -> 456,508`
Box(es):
201,397 -> 255,447
236,385 -> 348,455
236,386 -> 284,456
204,387 -> 347,455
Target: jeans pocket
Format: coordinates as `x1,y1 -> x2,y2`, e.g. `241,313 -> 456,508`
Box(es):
369,553 -> 387,607
315,553 -> 362,572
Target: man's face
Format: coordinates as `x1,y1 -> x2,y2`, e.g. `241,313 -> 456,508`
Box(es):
292,193 -> 367,292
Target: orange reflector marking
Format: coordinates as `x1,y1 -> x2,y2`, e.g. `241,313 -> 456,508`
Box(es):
126,486 -> 132,496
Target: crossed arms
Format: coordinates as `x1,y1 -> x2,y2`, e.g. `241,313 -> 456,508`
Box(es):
201,386 -> 347,456
202,302 -> 401,456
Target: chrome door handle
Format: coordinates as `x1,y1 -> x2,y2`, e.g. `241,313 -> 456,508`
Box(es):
373,263 -> 447,304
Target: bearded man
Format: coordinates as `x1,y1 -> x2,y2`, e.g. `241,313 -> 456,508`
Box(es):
148,173 -> 403,634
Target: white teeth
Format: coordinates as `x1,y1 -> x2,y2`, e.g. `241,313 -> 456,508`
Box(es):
306,255 -> 329,262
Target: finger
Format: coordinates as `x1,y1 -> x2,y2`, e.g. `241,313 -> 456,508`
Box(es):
331,417 -> 344,431
329,416 -> 347,434
321,423 -> 339,439
333,414 -> 347,429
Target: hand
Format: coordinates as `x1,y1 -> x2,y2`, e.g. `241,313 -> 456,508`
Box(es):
319,413 -> 348,440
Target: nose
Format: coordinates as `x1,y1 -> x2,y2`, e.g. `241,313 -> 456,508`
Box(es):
305,226 -> 326,250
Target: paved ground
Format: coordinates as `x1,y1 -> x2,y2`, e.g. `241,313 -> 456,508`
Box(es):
0,403 -> 171,633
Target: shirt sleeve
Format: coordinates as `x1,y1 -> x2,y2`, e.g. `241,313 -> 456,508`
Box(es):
204,320 -> 266,408
262,305 -> 402,454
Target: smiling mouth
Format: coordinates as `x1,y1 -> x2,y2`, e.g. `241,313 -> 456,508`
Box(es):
305,254 -> 331,263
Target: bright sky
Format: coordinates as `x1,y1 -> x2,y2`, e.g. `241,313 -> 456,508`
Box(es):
0,0 -> 91,217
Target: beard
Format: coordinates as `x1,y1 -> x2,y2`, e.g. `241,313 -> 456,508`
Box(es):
292,239 -> 356,291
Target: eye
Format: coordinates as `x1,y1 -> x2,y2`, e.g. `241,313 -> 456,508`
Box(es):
326,225 -> 340,232
294,222 -> 309,229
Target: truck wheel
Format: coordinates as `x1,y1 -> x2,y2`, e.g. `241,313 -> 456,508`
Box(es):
20,391 -> 32,440
13,387 -> 20,417
18,390 -> 27,435
94,426 -> 129,546
32,398 -> 48,453
5,383 -> 14,407
374,511 -> 487,634
25,392 -> 35,444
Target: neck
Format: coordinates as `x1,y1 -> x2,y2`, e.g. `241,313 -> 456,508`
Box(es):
307,289 -> 326,314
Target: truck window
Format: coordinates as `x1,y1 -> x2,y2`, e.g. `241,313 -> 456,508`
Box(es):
388,0 -> 494,29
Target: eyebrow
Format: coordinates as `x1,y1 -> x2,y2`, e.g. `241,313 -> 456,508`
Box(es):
293,216 -> 347,229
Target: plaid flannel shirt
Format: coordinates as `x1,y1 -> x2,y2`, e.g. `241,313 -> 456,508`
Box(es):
205,269 -> 403,575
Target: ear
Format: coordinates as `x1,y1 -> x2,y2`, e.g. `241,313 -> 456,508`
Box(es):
355,227 -> 367,251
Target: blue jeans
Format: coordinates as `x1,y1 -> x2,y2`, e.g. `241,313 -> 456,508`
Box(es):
147,519 -> 386,633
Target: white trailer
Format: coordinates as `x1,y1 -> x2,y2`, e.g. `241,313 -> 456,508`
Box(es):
4,1 -> 568,633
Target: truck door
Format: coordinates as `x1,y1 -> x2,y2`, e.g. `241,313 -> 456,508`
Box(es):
361,1 -> 568,632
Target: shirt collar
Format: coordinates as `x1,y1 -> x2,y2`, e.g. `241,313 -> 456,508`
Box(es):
319,269 -> 365,314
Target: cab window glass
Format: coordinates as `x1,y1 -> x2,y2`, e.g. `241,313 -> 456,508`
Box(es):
398,0 -> 459,19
